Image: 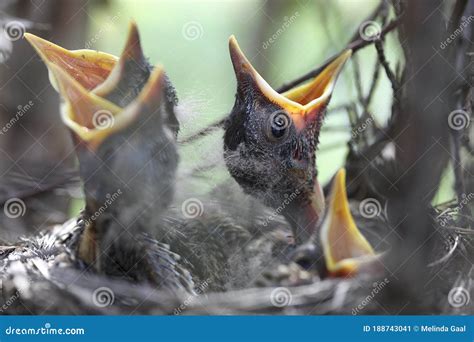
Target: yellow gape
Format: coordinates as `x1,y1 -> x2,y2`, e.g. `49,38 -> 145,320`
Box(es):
321,168 -> 376,277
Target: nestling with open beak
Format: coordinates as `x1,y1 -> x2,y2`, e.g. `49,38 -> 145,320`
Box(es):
38,60 -> 193,291
261,168 -> 382,285
320,168 -> 382,277
224,36 -> 351,245
24,21 -> 179,135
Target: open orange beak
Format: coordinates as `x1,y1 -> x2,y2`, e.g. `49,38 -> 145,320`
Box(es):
92,21 -> 149,100
24,21 -> 146,99
320,168 -> 377,277
24,33 -> 117,91
229,35 -> 351,131
48,62 -> 166,151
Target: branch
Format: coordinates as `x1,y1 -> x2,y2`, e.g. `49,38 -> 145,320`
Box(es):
276,18 -> 400,93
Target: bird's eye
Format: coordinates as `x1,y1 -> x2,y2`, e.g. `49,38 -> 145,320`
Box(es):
267,110 -> 291,140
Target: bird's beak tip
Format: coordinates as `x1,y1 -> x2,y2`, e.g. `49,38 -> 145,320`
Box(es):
129,19 -> 138,30
24,32 -> 56,60
228,35 -> 245,69
23,32 -> 33,42
24,32 -> 42,45
228,34 -> 237,45
123,20 -> 144,60
25,34 -> 117,91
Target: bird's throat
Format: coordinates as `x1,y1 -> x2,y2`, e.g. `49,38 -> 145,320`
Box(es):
283,202 -> 319,245
282,180 -> 325,245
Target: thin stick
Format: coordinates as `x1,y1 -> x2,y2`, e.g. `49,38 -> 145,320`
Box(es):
276,18 -> 400,93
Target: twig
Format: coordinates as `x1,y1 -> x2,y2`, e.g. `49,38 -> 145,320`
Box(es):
178,117 -> 226,144
374,39 -> 400,98
277,18 -> 400,93
427,235 -> 459,267
365,61 -> 381,107
351,54 -> 365,105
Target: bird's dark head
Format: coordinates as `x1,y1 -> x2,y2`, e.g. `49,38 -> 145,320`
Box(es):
24,21 -> 179,135
224,36 -> 351,243
49,63 -> 178,229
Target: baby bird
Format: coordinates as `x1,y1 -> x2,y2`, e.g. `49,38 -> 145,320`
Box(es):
320,168 -> 381,277
23,23 -> 199,290
38,57 -> 192,292
259,168 -> 382,286
224,36 -> 351,245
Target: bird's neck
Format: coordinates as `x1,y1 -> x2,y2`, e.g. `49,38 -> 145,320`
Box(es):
282,179 -> 325,245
